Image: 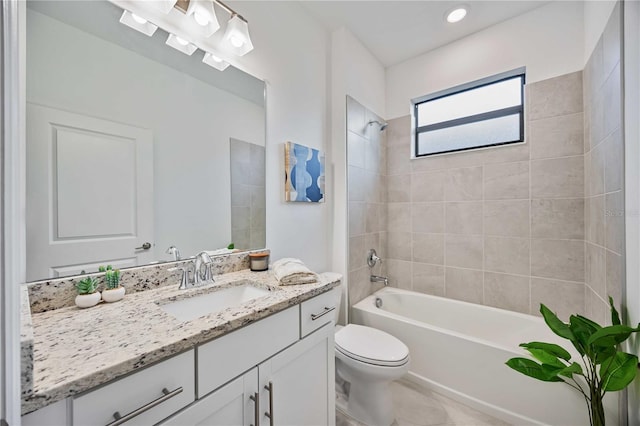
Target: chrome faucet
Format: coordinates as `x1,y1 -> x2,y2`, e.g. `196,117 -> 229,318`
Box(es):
370,275 -> 389,286
194,251 -> 213,284
166,245 -> 181,261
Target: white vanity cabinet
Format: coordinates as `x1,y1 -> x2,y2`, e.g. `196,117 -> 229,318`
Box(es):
22,288 -> 339,426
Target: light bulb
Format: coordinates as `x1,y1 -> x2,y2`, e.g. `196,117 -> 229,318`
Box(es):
446,7 -> 467,23
209,54 -> 222,63
194,12 -> 209,26
230,35 -> 244,48
175,36 -> 189,46
131,13 -> 147,25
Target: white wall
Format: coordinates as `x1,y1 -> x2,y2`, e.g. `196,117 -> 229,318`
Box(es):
26,9 -> 264,262
224,1 -> 330,272
329,27 -> 386,322
584,0 -> 617,63
386,1 -> 584,119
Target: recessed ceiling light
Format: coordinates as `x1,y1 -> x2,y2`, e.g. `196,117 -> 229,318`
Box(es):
446,6 -> 468,23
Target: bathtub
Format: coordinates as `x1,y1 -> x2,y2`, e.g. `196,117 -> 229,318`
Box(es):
352,287 -> 617,426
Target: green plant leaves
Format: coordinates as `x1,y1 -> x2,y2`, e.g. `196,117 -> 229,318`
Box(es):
520,342 -> 571,362
609,296 -> 621,326
506,358 -> 564,382
540,304 -> 575,341
588,325 -> 639,348
600,352 -> 639,391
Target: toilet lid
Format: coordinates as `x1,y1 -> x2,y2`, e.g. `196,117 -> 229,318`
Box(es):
335,324 -> 409,367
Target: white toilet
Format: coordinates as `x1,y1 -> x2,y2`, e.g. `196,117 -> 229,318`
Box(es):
334,324 -> 410,426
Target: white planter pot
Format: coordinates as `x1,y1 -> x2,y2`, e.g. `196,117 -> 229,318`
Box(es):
102,286 -> 126,303
75,292 -> 101,309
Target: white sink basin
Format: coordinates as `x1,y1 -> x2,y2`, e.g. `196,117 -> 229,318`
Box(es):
160,284 -> 271,322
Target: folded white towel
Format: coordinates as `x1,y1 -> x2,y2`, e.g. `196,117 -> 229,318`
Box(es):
272,258 -> 318,285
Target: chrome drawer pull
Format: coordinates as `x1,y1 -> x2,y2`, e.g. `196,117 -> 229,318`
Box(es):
106,386 -> 183,426
264,381 -> 274,426
310,306 -> 335,321
250,392 -> 260,426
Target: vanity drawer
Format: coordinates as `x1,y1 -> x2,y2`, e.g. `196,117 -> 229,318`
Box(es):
300,288 -> 339,337
72,350 -> 195,426
197,305 -> 299,397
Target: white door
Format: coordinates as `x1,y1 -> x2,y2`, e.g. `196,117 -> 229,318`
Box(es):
161,368 -> 258,426
26,103 -> 154,281
259,324 -> 334,426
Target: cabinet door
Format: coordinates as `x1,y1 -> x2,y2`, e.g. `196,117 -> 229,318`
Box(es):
161,368 -> 258,426
259,324 -> 335,426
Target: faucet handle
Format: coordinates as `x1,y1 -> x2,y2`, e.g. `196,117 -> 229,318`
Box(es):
168,266 -> 189,290
367,249 -> 382,268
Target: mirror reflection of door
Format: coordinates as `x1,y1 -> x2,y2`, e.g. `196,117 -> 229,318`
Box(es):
26,104 -> 154,282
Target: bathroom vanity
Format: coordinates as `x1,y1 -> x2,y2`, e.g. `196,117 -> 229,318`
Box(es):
20,262 -> 341,426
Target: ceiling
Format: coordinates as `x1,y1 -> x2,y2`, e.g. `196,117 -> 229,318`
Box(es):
299,1 -> 551,67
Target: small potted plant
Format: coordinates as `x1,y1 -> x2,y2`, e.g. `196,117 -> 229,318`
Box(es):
75,276 -> 101,308
100,265 -> 125,302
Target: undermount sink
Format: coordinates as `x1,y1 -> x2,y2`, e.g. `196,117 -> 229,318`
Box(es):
160,284 -> 271,322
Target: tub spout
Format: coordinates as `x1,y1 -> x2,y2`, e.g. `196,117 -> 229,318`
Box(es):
370,275 -> 389,286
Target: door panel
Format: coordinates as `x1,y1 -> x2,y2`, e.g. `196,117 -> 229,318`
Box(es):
26,103 -> 154,281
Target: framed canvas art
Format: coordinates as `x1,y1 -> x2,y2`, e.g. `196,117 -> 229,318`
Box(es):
284,142 -> 325,203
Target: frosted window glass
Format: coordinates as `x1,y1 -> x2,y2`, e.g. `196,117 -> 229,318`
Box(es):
417,114 -> 521,156
417,77 -> 522,127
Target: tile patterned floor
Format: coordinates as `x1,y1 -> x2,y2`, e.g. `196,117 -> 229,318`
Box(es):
336,379 -> 511,426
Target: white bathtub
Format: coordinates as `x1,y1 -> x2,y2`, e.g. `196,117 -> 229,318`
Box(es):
352,287 -> 618,426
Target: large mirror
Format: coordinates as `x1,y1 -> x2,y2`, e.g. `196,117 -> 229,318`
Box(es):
25,1 -> 266,282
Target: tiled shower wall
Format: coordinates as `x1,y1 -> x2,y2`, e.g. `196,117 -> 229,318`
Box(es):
583,3 -> 624,325
230,138 -> 266,250
385,71 -> 587,319
347,96 -> 388,306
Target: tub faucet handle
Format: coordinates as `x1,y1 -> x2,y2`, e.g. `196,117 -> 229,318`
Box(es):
367,249 -> 382,268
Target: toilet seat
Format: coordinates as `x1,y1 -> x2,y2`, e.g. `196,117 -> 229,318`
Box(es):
335,324 -> 409,367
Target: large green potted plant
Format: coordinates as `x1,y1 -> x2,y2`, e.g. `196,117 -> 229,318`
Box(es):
506,297 -> 639,426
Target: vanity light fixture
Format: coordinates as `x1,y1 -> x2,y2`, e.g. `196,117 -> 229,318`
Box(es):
222,13 -> 254,56
119,10 -> 158,36
166,33 -> 198,55
202,51 -> 230,71
186,0 -> 220,37
446,6 -> 468,23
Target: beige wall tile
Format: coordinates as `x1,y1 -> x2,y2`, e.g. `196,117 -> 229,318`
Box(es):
445,166 -> 483,201
348,267 -> 371,306
484,272 -> 530,313
484,162 -> 529,200
586,242 -> 606,299
531,278 -> 585,320
531,156 -> 584,198
348,131 -> 366,168
412,263 -> 445,296
445,267 -> 483,304
484,237 -> 530,275
603,63 -> 621,138
365,203 -> 381,233
484,200 -> 530,238
387,115 -> 411,148
603,3 -> 621,79
446,202 -> 483,235
531,239 -> 584,282
412,170 -> 446,202
527,71 -> 583,121
588,194 -> 605,247
589,142 -> 605,196
605,191 -> 624,254
387,145 -> 412,176
592,86 -> 606,145
585,287 -> 609,326
349,235 -> 366,272
445,234 -> 483,269
605,128 -> 623,193
347,96 -> 366,136
412,233 -> 445,265
531,198 -> 584,240
387,259 -> 412,290
387,203 -> 411,233
529,113 -> 584,160
482,142 -> 530,165
387,231 -> 412,261
412,202 -> 444,233
388,174 -> 411,203
364,137 -> 382,174
348,166 -> 365,201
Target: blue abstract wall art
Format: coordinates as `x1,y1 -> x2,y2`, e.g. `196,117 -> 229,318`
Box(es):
284,142 -> 325,203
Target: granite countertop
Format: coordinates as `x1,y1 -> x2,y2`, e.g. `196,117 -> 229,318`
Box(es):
21,269 -> 341,414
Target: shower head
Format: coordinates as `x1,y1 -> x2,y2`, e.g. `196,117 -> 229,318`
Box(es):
367,119 -> 388,131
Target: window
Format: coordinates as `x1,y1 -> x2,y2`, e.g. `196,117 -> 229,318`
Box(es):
413,68 -> 525,157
